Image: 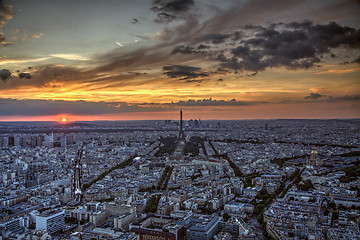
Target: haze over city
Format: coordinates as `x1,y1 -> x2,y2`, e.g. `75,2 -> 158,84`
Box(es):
0,0 -> 359,121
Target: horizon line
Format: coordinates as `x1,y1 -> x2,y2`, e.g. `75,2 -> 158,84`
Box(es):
0,117 -> 359,123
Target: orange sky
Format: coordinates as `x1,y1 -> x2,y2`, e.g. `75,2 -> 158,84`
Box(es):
1,101 -> 358,122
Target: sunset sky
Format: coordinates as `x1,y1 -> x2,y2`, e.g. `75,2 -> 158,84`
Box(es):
0,0 -> 359,121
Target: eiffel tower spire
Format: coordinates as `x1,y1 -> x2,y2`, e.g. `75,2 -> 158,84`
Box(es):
178,110 -> 186,140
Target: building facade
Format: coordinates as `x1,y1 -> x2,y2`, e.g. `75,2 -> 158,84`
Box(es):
36,210 -> 65,234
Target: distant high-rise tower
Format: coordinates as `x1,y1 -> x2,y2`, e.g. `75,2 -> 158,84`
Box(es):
178,110 -> 186,141
26,164 -> 38,188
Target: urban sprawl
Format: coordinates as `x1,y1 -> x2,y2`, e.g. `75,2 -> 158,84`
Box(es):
0,115 -> 359,240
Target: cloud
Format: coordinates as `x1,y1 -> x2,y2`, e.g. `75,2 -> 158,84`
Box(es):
170,20 -> 360,73
352,56 -> 360,64
224,21 -> 359,71
19,72 -> 31,79
18,32 -> 44,42
197,44 -> 210,50
315,68 -> 360,74
0,97 -> 260,116
2,1 -> 359,94
90,6 -> 359,83
197,33 -> 232,44
50,54 -> 90,61
152,0 -> 194,13
286,21 -> 360,48
333,95 -> 360,101
0,68 -> 11,82
1,94 -> 358,117
305,92 -> 326,100
246,72 -> 258,77
0,57 -> 51,65
0,97 -> 266,116
29,33 -> 43,39
163,65 -> 208,80
171,45 -> 200,54
0,0 -> 13,44
131,18 -> 139,24
169,98 -> 259,106
154,12 -> 176,23
151,0 -> 195,23
0,65 -> 89,89
0,61 -> 170,92
0,98 -> 169,116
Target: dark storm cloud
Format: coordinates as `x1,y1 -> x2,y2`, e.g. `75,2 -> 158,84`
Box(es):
199,0 -> 309,34
340,56 -> 360,65
194,31 -> 244,45
197,33 -> 231,44
145,0 -> 360,74
171,45 -> 198,54
31,65 -> 85,85
4,0 -> 359,92
217,52 -> 267,72
0,68 -> 11,82
154,12 -> 176,23
305,93 -> 326,100
152,0 -> 194,13
0,0 -> 12,44
322,94 -> 360,103
231,31 -> 243,41
0,98 -> 168,116
169,98 -> 260,107
286,21 -> 360,48
246,72 -> 258,77
131,18 -> 139,24
352,56 -> 360,63
5,19 -> 359,91
151,0 -> 195,23
171,44 -> 211,55
333,95 -> 360,101
214,21 -> 360,72
185,79 -> 203,83
0,65 -> 96,90
0,0 -> 11,19
96,14 -> 360,81
285,20 -> 313,29
163,65 -> 208,80
197,44 -> 210,50
19,72 -> 31,79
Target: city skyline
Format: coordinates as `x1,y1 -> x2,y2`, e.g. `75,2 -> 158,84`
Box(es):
0,0 -> 360,121
0,119 -> 359,239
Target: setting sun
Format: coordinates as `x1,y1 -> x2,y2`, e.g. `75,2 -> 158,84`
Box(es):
61,117 -> 67,123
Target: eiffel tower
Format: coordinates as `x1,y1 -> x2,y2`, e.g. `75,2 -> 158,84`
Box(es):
178,110 -> 186,141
